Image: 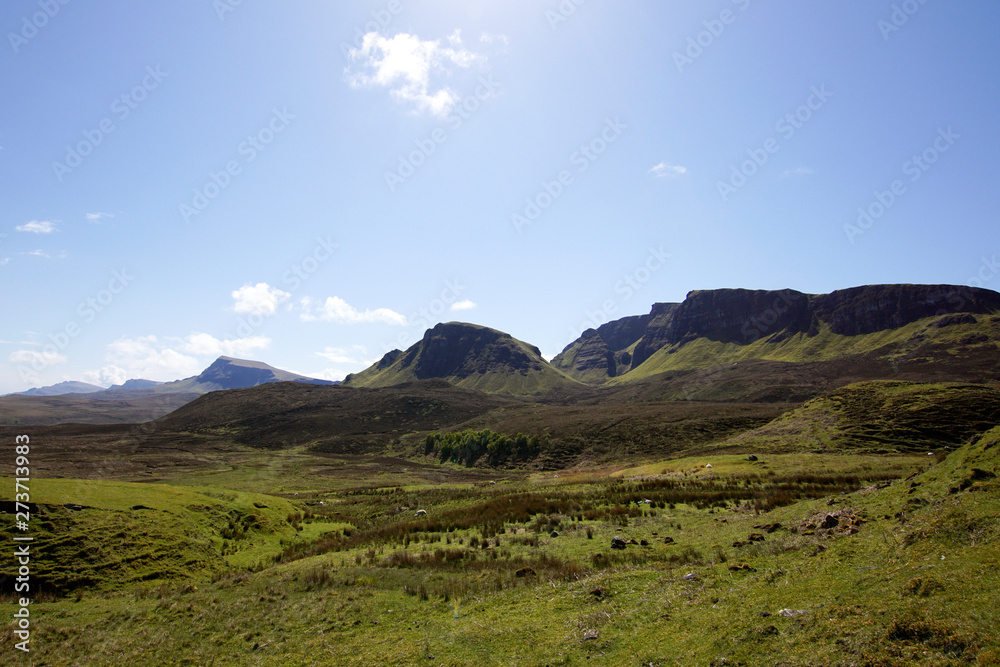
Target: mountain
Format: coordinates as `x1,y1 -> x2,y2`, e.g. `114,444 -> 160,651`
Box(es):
551,313 -> 653,382
96,356 -> 335,398
13,381 -> 105,397
343,322 -> 582,397
0,356 -> 334,426
554,284 -> 1000,385
107,379 -> 162,391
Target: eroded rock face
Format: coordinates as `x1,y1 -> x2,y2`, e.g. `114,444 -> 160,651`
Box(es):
810,285 -> 1000,336
412,323 -> 542,380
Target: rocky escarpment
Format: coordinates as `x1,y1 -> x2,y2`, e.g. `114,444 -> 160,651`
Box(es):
552,314 -> 652,381
810,284 -> 1000,336
408,322 -> 544,380
554,284 -> 1000,383
344,322 -> 580,397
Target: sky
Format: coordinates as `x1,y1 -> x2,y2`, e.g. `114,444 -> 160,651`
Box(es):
1,0 -> 999,394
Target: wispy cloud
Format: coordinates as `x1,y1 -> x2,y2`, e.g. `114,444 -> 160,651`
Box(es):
300,296 -> 407,326
779,167 -> 814,179
0,258 -> 9,266
86,212 -> 115,223
183,332 -> 271,357
450,299 -> 477,311
649,162 -> 687,178
232,282 -> 291,316
345,30 -> 486,117
315,345 -> 370,364
9,349 -> 67,367
16,220 -> 56,234
23,249 -> 50,258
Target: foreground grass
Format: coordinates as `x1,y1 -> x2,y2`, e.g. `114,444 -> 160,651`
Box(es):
3,434 -> 998,665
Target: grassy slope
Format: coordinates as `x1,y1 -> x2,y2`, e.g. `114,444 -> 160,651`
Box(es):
11,437 -> 999,665
0,480 -> 322,593
723,380 -> 1000,454
614,314 -> 1000,382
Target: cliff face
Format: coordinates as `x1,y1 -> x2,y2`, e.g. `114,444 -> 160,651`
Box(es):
345,322 -> 579,397
810,284 -> 1000,336
551,314 -> 652,381
629,303 -> 681,369
554,284 -> 1000,382
411,322 -> 543,380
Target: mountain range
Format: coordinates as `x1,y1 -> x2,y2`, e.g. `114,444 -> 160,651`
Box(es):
4,283 -> 999,426
0,356 -> 333,425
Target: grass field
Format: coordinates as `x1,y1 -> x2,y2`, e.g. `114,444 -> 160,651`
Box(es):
4,434 -> 999,665
2,382 -> 999,665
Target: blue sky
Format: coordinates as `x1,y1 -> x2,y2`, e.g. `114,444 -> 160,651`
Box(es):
2,0 -> 998,393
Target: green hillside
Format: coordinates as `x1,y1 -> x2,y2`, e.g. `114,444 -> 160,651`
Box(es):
345,322 -> 583,397
723,380 -> 1000,454
614,314 -> 1000,382
0,480 -> 309,593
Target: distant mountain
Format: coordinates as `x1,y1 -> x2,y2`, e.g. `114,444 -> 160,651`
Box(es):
343,322 -> 582,397
13,381 -> 105,397
0,356 -> 334,425
107,379 -> 162,391
554,284 -> 1000,384
95,356 -> 335,398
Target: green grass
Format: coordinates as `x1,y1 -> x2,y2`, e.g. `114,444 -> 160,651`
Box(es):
4,410 -> 999,664
724,380 -> 1000,454
613,314 -> 1000,381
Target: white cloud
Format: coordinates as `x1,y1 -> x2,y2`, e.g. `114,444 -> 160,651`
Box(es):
450,299 -> 477,311
16,220 -> 56,234
86,212 -> 114,223
183,332 -> 271,357
479,32 -> 510,46
81,365 -> 129,387
314,368 -> 350,383
780,167 -> 814,178
649,162 -> 687,178
315,345 -> 370,364
102,335 -> 202,381
24,250 -> 50,258
0,258 -> 9,266
232,282 -> 291,315
9,349 -> 67,367
301,296 -> 407,326
345,31 -> 485,117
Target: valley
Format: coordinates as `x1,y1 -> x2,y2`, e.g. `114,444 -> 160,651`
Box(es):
2,284 -> 999,666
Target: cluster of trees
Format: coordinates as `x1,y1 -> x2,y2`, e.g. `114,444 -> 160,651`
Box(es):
424,429 -> 547,466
